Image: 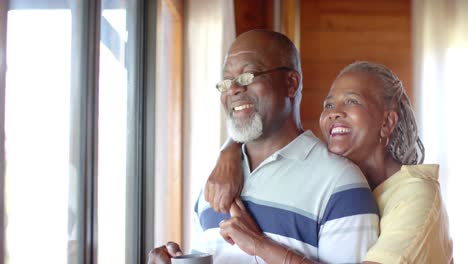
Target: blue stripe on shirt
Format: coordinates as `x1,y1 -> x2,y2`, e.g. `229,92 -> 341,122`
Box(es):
320,187 -> 379,225
199,200 -> 319,247
199,209 -> 230,229
194,190 -> 202,216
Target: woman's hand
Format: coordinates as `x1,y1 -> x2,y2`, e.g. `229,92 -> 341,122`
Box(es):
219,199 -> 317,264
219,198 -> 264,255
204,141 -> 243,213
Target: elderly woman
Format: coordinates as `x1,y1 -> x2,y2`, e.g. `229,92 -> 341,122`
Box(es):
205,61 -> 453,263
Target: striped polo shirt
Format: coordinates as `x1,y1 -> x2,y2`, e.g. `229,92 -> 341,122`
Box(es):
194,130 -> 379,263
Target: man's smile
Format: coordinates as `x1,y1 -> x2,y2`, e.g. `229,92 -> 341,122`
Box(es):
233,103 -> 254,112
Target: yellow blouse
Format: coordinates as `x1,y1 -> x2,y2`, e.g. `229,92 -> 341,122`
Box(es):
364,165 -> 453,264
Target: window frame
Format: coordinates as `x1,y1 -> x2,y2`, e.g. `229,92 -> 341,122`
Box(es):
141,0 -> 157,259
125,0 -> 157,262
70,0 -> 101,263
0,1 -> 7,264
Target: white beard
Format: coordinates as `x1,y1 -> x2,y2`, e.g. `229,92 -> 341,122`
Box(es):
227,112 -> 263,143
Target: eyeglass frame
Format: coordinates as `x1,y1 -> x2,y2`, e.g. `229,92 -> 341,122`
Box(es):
215,66 -> 296,93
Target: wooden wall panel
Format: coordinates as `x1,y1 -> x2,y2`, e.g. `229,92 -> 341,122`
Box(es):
232,0 -> 412,138
234,0 -> 274,36
300,0 -> 412,138
233,0 -> 300,46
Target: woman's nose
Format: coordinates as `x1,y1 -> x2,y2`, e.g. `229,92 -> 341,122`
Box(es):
328,108 -> 345,119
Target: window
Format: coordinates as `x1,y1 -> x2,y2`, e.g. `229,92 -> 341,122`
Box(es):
0,0 -> 155,263
5,7 -> 72,263
98,3 -> 129,263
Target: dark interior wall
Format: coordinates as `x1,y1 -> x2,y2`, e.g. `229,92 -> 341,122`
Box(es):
234,0 -> 274,35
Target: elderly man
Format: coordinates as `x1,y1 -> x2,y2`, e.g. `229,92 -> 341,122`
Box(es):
148,30 -> 379,264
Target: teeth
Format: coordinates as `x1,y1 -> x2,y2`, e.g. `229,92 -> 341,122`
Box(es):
233,104 -> 254,111
331,127 -> 351,134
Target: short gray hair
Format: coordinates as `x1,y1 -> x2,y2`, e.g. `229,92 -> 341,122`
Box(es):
337,61 -> 425,165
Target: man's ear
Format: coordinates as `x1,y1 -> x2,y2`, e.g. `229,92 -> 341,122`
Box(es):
380,110 -> 398,138
286,71 -> 300,98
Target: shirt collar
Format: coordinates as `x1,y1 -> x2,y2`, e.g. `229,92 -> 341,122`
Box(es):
241,130 -> 318,161
275,130 -> 318,160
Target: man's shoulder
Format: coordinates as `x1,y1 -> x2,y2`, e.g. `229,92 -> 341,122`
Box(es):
302,135 -> 362,178
280,131 -> 368,188
297,131 -> 354,163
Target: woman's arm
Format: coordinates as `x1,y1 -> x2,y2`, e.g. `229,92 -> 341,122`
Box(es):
220,199 -> 317,264
204,138 -> 244,212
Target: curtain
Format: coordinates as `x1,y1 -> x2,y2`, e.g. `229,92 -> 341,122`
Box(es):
152,0 -> 235,250
413,0 -> 468,262
182,0 -> 235,251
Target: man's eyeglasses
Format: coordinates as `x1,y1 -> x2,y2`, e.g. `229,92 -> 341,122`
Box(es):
216,66 -> 294,93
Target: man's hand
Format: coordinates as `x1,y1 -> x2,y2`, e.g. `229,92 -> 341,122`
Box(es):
147,242 -> 183,264
204,141 -> 243,213
219,198 -> 263,255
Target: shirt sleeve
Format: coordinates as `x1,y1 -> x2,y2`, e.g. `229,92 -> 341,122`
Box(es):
190,207 -> 208,254
364,178 -> 442,263
317,164 -> 380,263
190,191 -> 210,254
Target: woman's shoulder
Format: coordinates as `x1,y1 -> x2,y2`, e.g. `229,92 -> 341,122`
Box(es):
393,164 -> 439,194
401,164 -> 440,181
376,164 -> 439,196
381,164 -> 442,214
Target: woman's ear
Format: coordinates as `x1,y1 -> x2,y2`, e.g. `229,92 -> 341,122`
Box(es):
286,71 -> 300,98
380,110 -> 399,138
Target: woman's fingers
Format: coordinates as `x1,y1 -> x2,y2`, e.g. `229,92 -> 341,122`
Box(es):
205,142 -> 244,213
203,181 -> 212,206
230,199 -> 242,217
214,188 -> 231,213
235,197 -> 247,211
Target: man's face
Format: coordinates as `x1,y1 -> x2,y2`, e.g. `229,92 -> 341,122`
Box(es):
221,48 -> 289,143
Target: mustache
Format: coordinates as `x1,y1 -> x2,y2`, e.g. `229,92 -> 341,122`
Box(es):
227,94 -> 257,109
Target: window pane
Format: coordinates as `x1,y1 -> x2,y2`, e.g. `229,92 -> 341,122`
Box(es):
4,1 -> 143,263
98,2 -> 128,263
4,6 -> 72,264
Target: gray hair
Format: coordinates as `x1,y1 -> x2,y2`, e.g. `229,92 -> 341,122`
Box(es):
337,61 -> 425,165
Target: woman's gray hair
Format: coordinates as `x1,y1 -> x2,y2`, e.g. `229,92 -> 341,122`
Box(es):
336,61 -> 425,165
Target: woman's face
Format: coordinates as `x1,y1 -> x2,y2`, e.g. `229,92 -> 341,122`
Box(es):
319,71 -> 386,163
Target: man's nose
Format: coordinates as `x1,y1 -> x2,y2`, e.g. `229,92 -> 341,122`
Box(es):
227,82 -> 247,96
